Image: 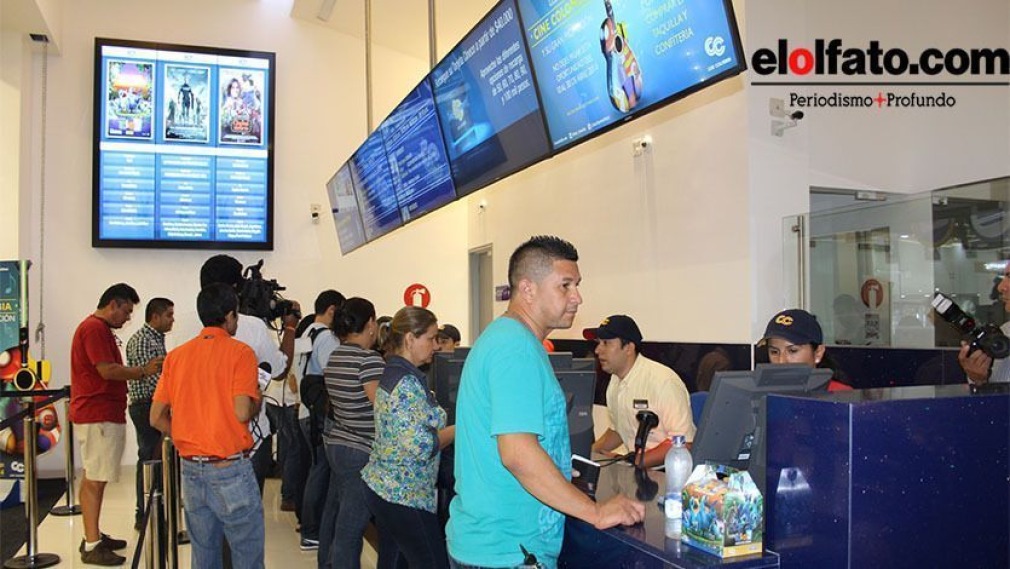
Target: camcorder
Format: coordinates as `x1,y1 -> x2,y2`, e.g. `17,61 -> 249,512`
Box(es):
239,260 -> 300,326
932,292 -> 1010,359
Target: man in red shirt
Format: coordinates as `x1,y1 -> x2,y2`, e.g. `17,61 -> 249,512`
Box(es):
71,283 -> 163,566
150,283 -> 265,568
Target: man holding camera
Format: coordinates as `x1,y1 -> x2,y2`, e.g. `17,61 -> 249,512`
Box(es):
587,314 -> 695,468
200,254 -> 300,490
959,263 -> 1010,384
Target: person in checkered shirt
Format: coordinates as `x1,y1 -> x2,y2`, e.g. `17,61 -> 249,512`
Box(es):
125,297 -> 175,530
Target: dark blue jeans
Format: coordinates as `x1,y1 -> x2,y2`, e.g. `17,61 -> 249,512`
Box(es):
129,401 -> 162,525
319,443 -> 370,569
265,403 -> 304,503
299,417 -> 328,540
365,484 -> 447,569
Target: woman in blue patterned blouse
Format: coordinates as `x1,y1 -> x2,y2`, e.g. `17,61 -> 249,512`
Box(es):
362,306 -> 455,568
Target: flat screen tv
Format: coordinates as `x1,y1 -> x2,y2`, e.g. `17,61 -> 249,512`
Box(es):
515,0 -> 746,150
692,364 -> 831,496
431,0 -> 551,196
350,132 -> 402,241
325,164 -> 367,254
93,38 -> 275,249
379,80 -> 457,222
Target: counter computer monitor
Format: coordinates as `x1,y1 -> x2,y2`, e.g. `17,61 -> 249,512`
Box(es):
692,364 -> 832,495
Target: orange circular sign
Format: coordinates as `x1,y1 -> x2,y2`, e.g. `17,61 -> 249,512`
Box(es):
860,279 -> 884,308
403,283 -> 431,308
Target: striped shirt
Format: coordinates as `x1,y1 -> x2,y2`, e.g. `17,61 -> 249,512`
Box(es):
323,343 -> 384,452
125,323 -> 167,404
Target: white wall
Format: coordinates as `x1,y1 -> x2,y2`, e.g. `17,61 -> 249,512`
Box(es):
0,31 -> 24,258
748,0 -> 1010,338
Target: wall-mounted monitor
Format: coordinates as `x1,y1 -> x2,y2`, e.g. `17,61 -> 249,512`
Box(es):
93,38 -> 275,249
431,0 -> 551,196
350,132 -> 402,241
516,0 -> 746,150
325,164 -> 367,254
380,80 -> 457,222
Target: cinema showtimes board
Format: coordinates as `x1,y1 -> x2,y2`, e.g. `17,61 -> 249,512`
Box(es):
517,0 -> 745,149
327,0 -> 744,254
325,165 -> 367,255
93,38 -> 275,249
431,0 -> 550,196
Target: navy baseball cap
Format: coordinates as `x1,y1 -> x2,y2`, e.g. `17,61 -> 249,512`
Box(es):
760,309 -> 823,346
583,315 -> 643,344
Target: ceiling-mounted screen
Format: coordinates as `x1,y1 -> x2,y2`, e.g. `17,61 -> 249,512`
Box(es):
380,81 -> 457,222
326,164 -> 367,254
93,38 -> 275,249
516,0 -> 745,150
350,133 -> 402,241
431,0 -> 551,196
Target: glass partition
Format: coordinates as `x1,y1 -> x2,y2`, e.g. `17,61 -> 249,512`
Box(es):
800,177 -> 1010,349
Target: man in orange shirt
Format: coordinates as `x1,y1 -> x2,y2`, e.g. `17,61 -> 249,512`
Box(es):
150,283 -> 264,568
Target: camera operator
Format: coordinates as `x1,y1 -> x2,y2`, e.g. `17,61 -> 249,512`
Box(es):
200,254 -> 301,491
959,264 -> 1010,385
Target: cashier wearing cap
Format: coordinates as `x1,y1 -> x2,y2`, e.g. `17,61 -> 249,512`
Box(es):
760,309 -> 852,392
587,315 -> 695,468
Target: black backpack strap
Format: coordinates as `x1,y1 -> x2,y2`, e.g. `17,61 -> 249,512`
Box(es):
301,326 -> 326,378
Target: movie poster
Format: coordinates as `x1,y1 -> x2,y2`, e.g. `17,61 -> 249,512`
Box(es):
163,64 -> 210,143
105,59 -> 154,139
218,68 -> 264,145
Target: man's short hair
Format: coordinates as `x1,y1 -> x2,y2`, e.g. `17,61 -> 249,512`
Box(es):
507,235 -> 579,288
200,254 -> 244,289
145,298 -> 174,322
197,283 -> 239,327
97,283 -> 140,309
314,289 -> 346,315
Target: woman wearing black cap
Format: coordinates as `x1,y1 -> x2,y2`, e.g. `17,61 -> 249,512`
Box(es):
761,309 -> 853,392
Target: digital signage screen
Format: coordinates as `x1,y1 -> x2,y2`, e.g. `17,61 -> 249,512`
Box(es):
379,81 -> 457,222
349,133 -> 402,241
516,0 -> 745,150
325,164 -> 367,254
93,38 -> 275,249
431,0 -> 551,196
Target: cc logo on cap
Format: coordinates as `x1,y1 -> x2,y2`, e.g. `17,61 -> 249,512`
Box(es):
775,315 -> 794,326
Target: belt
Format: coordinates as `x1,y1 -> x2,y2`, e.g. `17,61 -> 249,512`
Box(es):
181,449 -> 252,464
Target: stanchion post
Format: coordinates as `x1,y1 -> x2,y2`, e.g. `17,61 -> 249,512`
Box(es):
174,450 -> 188,544
50,398 -> 80,516
161,437 -> 178,569
142,461 -> 165,569
3,409 -> 61,569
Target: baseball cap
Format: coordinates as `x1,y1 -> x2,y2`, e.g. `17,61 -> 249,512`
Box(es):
760,309 -> 823,346
583,315 -> 643,344
437,324 -> 461,343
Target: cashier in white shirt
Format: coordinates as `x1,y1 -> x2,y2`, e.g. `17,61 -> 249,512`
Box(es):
587,315 -> 696,468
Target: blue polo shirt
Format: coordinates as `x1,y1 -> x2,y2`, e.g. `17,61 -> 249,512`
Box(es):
447,316 -> 571,568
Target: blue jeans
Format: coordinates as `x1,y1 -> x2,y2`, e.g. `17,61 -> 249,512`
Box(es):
319,443 -> 370,569
299,417 -> 328,540
181,457 -> 265,569
365,484 -> 447,569
129,401 -> 162,525
265,404 -> 304,503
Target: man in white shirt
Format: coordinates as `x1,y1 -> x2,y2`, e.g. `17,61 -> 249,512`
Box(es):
200,255 -> 299,491
587,315 -> 695,468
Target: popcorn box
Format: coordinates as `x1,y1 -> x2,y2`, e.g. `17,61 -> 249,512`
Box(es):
681,464 -> 764,558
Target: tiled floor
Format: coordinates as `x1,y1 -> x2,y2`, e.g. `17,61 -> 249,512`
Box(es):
14,467 -> 377,568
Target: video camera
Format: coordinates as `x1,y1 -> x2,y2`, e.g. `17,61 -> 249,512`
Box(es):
932,292 -> 1010,359
239,260 -> 300,325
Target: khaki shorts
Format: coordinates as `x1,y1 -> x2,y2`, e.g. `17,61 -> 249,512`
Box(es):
77,422 -> 126,483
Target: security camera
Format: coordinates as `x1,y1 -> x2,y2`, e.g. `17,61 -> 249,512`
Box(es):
789,110 -> 804,121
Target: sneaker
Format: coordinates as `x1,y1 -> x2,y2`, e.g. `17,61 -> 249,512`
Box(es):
280,499 -> 296,512
80,541 -> 126,566
299,538 -> 319,551
79,534 -> 128,553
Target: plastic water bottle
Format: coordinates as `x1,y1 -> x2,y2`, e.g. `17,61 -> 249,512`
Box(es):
664,434 -> 693,539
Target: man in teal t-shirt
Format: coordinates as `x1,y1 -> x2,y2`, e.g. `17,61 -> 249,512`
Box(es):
447,236 -> 645,569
